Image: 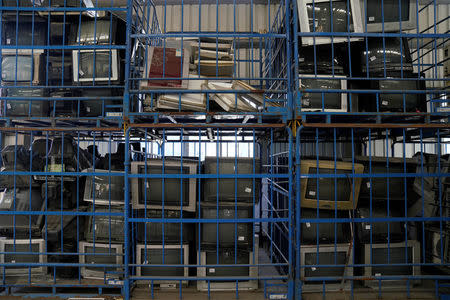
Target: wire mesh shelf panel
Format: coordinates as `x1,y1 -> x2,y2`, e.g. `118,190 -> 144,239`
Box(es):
126,126 -> 294,298
0,0 -> 148,127
293,0 -> 450,124
295,125 -> 450,299
128,0 -> 291,124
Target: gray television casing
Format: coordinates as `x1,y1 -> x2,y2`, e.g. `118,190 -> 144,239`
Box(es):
0,238 -> 46,276
197,235 -> 259,291
135,243 -> 189,286
300,243 -> 354,292
131,160 -> 197,212
79,241 -> 123,280
299,75 -> 348,113
364,240 -> 421,288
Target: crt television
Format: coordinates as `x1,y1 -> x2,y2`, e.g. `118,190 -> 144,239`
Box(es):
3,88 -> 49,117
136,244 -> 189,286
76,20 -> 117,45
131,160 -> 197,212
427,227 -> 450,267
72,50 -> 120,83
1,53 -> 44,84
79,241 -> 123,280
135,209 -> 193,244
356,206 -> 405,244
298,44 -> 347,75
299,75 -> 348,112
356,156 -> 418,201
300,160 -> 364,210
360,0 -> 417,32
85,208 -> 125,243
0,188 -> 44,238
364,240 -> 421,287
360,37 -> 413,76
2,17 -> 47,46
300,243 -> 353,292
203,157 -> 261,204
365,77 -> 427,113
80,88 -> 122,118
0,238 -> 46,276
83,169 -> 124,206
297,0 -> 363,46
300,208 -> 350,244
197,236 -> 258,291
200,204 -> 253,248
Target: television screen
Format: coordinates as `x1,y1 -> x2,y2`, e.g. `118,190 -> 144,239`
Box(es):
2,19 -> 47,46
84,245 -> 120,273
304,251 -> 347,279
298,45 -> 346,75
83,169 -> 124,205
4,242 -> 40,268
301,208 -> 350,244
300,160 -> 364,210
357,156 -> 417,201
306,1 -> 353,33
2,56 -> 33,82
361,37 -> 413,75
75,51 -> 117,81
203,157 -> 261,203
81,88 -> 119,117
138,246 -> 186,277
85,210 -> 125,242
375,79 -> 425,112
205,249 -> 250,278
132,160 -> 197,212
139,165 -> 189,207
135,209 -> 193,243
4,88 -> 48,117
300,78 -> 346,111
201,205 -> 253,247
356,206 -> 405,243
0,188 -> 44,238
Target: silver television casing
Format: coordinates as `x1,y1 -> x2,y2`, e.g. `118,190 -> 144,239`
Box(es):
297,0 -> 363,46
360,0 -> 417,32
300,243 -> 354,292
135,243 -> 189,286
131,160 -> 197,212
197,235 -> 259,291
299,75 -> 348,113
0,238 -> 46,276
83,169 -> 124,206
364,240 -> 421,288
79,241 -> 123,280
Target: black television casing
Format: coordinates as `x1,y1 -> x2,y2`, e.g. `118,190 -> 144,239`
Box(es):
203,157 -> 261,204
200,204 -> 253,249
300,208 -> 351,244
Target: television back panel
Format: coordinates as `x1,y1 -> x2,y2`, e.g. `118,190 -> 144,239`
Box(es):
2,16 -> 47,46
300,243 -> 353,292
300,160 -> 364,210
364,240 -> 421,287
135,209 -> 194,243
203,157 -> 261,204
131,160 -> 197,212
0,239 -> 46,276
300,208 -> 351,244
200,204 -> 254,249
79,241 -> 123,280
136,244 -> 189,285
360,37 -> 413,76
426,227 -> 450,273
